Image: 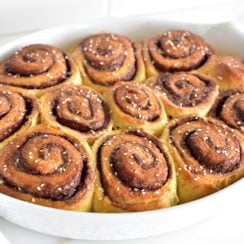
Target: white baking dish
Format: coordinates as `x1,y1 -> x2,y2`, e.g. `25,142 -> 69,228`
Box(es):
0,18 -> 243,240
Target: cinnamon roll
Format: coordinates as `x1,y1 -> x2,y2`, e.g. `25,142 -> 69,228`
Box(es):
0,125 -> 95,211
146,72 -> 218,118
71,33 -> 145,93
209,89 -> 244,133
198,55 -> 244,90
0,85 -> 39,149
161,116 -> 244,203
40,85 -> 112,144
104,81 -> 167,136
142,29 -> 214,77
0,44 -> 81,97
93,129 -> 178,212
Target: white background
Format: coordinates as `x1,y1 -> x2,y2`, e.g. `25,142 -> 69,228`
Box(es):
0,0 -> 244,243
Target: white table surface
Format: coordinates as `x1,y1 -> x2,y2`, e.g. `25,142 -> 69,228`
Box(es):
0,1 -> 244,243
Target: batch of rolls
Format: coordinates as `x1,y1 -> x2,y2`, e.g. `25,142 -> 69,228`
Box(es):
0,29 -> 243,212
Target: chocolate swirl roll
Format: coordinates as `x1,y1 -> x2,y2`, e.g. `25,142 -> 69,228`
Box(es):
161,116 -> 244,203
93,130 -> 178,212
105,81 -> 167,136
209,89 -> 244,133
0,85 -> 39,149
71,33 -> 145,93
40,85 -> 112,144
142,29 -> 214,77
146,72 -> 218,118
0,44 -> 81,96
198,55 -> 244,91
0,125 -> 95,211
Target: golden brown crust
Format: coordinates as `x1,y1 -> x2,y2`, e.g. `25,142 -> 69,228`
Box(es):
0,44 -> 81,97
208,89 -> 244,134
40,85 -> 113,144
92,129 -> 178,212
0,124 -> 95,211
146,72 -> 219,118
71,33 -> 145,93
142,29 -> 214,77
161,116 -> 244,203
203,55 -> 244,90
0,85 -> 39,149
104,81 -> 167,136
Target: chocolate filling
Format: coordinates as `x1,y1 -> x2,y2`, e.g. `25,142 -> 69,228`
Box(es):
52,92 -> 111,133
113,85 -> 161,121
0,95 -> 32,142
3,52 -> 72,89
3,132 -> 90,201
169,117 -> 242,174
83,44 -> 137,86
97,130 -> 171,195
154,73 -> 215,107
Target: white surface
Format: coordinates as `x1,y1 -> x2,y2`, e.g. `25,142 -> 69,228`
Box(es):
0,1 -> 244,244
0,0 -> 243,36
0,181 -> 244,244
110,0 -> 244,23
0,0 -> 109,35
0,231 -> 10,244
